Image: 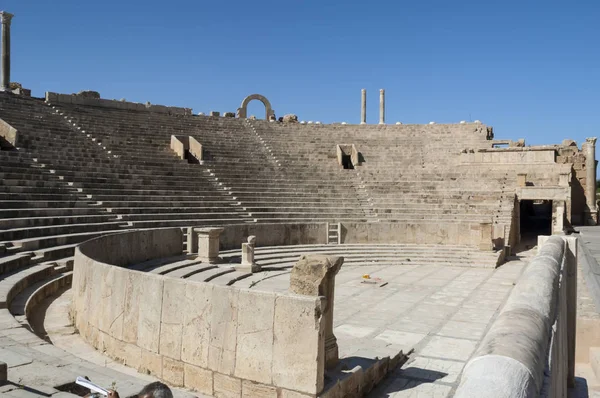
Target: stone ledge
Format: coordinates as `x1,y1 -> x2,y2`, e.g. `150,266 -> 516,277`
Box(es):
45,92 -> 192,115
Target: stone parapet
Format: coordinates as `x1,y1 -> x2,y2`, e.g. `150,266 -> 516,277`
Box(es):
72,228 -> 328,397
455,235 -> 577,397
45,91 -> 192,115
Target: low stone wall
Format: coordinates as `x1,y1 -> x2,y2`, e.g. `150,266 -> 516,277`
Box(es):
72,229 -> 326,397
219,223 -> 328,250
339,222 -> 483,247
45,92 -> 192,115
455,235 -> 577,397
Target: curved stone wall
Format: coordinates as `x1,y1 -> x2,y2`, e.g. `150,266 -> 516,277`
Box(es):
72,228 -> 326,397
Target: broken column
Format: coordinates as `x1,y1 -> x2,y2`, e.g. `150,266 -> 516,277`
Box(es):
379,89 -> 385,125
236,235 -> 261,272
0,11 -> 13,92
196,227 -> 224,263
360,89 -> 366,124
584,137 -> 598,225
290,255 -> 343,369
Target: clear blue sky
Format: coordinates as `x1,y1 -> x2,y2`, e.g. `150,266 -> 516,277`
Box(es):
3,0 -> 599,146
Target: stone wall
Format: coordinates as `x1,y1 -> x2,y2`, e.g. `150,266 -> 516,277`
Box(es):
72,229 -> 326,397
219,223 -> 328,250
45,92 -> 192,115
460,148 -> 556,164
339,222 -> 484,247
454,235 -> 577,397
557,144 -> 588,225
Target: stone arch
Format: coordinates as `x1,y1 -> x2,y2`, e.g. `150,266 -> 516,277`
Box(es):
237,94 -> 275,120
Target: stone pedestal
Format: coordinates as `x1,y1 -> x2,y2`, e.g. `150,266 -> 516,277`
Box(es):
290,255 -> 343,369
360,89 -> 366,125
235,235 -> 261,273
0,12 -> 13,92
196,227 -> 224,263
517,173 -> 527,187
379,89 -> 385,125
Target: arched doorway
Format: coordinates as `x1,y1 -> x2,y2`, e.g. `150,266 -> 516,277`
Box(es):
237,94 -> 275,120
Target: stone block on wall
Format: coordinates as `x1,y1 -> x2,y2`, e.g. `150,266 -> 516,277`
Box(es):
272,294 -> 325,394
234,290 -> 275,384
208,285 -> 239,375
181,282 -> 213,368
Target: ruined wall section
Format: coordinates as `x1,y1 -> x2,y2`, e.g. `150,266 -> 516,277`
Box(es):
556,142 -> 587,225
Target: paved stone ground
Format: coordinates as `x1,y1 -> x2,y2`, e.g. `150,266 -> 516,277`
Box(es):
225,247 -> 532,397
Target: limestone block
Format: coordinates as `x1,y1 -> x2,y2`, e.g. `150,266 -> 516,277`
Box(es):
208,285 -> 239,375
279,390 -> 313,398
234,289 -> 275,384
122,270 -> 142,344
241,380 -> 277,397
98,266 -> 126,340
181,282 -> 212,367
159,278 -> 186,360
184,364 -> 213,395
187,227 -> 198,254
162,357 -> 184,387
136,274 -> 164,353
214,373 -> 241,398
290,255 -> 343,297
140,349 -> 162,377
107,337 -> 142,370
272,294 -> 325,394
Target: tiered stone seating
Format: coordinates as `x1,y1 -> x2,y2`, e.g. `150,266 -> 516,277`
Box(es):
251,121 -> 513,228
0,93 -> 252,299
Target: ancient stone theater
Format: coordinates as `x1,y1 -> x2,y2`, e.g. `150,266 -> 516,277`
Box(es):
1,10 -> 600,398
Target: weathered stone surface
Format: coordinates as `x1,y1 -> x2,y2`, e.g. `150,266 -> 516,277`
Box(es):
282,114 -> 298,123
290,255 -> 343,296
234,290 -> 275,384
181,282 -> 212,367
136,274 -> 164,353
272,294 -> 325,394
214,373 -> 241,398
140,349 -> 162,377
241,380 -> 277,398
184,364 -> 213,395
159,278 -> 186,360
162,357 -> 184,387
208,285 -> 239,375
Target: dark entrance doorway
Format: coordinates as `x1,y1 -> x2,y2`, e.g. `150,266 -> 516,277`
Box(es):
520,199 -> 552,239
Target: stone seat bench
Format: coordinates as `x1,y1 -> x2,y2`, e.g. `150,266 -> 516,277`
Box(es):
0,199 -> 99,209
121,212 -> 248,223
0,221 -> 128,241
126,218 -> 251,229
0,207 -> 108,218
0,261 -> 62,310
4,228 -> 129,252
0,214 -> 118,229
104,205 -> 241,215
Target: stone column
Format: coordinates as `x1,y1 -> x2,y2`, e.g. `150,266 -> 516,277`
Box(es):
290,255 -> 343,369
0,12 -> 13,92
584,137 -> 598,225
195,227 -> 224,263
360,89 -> 366,124
236,235 -> 261,272
517,173 -> 527,187
379,89 -> 385,125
